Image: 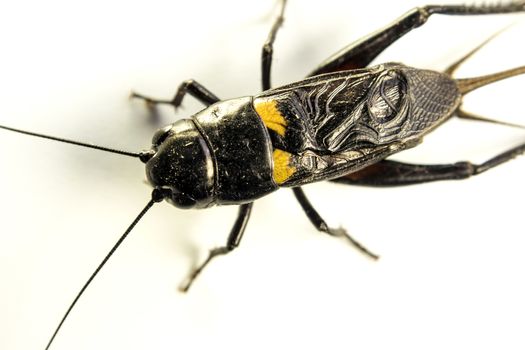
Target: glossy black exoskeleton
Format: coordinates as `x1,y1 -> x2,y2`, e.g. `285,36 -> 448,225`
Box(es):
144,97 -> 277,208
1,1 -> 525,349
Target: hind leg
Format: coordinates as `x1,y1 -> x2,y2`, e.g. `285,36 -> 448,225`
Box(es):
332,143 -> 525,187
309,2 -> 525,76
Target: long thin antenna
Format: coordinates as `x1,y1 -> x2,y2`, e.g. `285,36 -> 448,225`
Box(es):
0,124 -> 142,159
44,189 -> 169,350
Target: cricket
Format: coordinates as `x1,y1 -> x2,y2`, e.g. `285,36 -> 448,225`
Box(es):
1,1 -> 524,349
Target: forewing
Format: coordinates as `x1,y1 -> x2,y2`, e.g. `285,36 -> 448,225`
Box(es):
253,64 -> 460,186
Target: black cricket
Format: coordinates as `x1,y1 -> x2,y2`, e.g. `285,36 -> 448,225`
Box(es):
1,1 -> 525,349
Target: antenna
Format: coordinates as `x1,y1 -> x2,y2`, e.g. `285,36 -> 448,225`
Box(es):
44,188 -> 170,350
0,124 -> 144,159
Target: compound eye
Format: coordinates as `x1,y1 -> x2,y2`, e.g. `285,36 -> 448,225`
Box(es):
152,125 -> 172,146
367,71 -> 407,123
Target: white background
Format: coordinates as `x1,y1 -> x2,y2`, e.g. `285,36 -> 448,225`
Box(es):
1,1 -> 524,349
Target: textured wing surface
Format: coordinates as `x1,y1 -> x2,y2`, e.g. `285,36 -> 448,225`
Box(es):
253,63 -> 461,186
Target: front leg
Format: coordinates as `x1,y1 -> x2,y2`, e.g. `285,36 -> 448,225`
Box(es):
179,203 -> 253,292
131,79 -> 220,110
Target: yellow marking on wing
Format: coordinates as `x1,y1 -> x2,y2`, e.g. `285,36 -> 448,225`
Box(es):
254,99 -> 287,136
272,149 -> 295,184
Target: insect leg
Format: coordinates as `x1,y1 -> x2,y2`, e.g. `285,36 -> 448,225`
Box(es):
131,79 -> 220,109
261,0 -> 287,90
331,142 -> 525,187
309,2 -> 525,76
179,202 -> 253,292
292,187 -> 379,260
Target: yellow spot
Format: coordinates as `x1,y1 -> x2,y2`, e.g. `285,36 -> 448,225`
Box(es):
254,99 -> 287,136
273,149 -> 295,184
